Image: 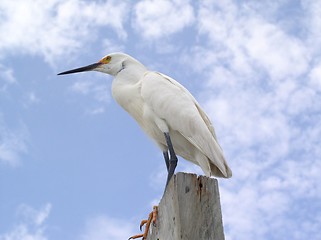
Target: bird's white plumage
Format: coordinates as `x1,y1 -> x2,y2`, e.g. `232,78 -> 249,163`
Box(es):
58,52 -> 232,178
108,53 -> 232,178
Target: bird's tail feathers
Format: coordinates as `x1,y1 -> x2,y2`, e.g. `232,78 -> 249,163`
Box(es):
210,161 -> 232,178
195,151 -> 232,178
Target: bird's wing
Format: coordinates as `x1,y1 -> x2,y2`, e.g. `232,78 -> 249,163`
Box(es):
141,71 -> 229,177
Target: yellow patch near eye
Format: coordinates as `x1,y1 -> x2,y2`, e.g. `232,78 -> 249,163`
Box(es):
99,56 -> 111,64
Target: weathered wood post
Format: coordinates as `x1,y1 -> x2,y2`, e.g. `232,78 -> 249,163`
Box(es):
147,172 -> 225,240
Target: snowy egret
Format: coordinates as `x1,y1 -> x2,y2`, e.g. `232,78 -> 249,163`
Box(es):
58,53 -> 232,187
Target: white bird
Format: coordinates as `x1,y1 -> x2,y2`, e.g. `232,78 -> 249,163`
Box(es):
58,53 -> 232,187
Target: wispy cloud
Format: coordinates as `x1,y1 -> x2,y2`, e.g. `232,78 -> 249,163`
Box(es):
16,203 -> 52,227
0,203 -> 51,240
133,0 -> 195,39
22,92 -> 41,109
100,38 -> 126,56
70,79 -> 110,115
0,116 -> 29,167
309,61 -> 321,91
0,0 -> 129,65
0,64 -> 16,92
79,215 -> 136,240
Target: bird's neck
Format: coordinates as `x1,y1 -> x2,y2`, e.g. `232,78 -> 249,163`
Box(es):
116,62 -> 125,74
115,64 -> 147,84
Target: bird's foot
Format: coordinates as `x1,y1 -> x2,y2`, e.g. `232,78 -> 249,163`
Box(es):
128,206 -> 158,240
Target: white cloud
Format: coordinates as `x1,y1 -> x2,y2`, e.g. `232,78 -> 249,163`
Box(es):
70,79 -> 110,114
27,92 -> 40,104
302,0 -> 321,53
17,203 -> 52,227
0,0 -> 129,65
309,61 -> 321,91
100,38 -> 126,56
86,106 -> 105,115
0,116 -> 29,167
175,1 -> 321,239
71,81 -> 93,95
0,203 -> 51,240
133,0 -> 195,39
22,92 -> 41,109
71,80 -> 110,104
243,19 -> 308,80
0,64 -> 16,91
197,1 -> 309,82
0,225 -> 46,240
191,1 -> 316,160
79,215 -> 136,240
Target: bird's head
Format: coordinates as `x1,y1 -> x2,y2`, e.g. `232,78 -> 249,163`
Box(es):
58,52 -> 132,76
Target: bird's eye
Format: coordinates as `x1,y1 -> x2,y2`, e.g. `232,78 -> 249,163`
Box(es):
99,56 -> 111,64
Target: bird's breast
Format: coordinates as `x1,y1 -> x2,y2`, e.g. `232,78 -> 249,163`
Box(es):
111,80 -> 145,125
112,79 -> 167,145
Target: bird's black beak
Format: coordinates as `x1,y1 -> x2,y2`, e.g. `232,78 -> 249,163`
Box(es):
57,62 -> 102,75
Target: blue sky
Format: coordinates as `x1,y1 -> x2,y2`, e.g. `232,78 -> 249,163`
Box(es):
1,0 -> 321,239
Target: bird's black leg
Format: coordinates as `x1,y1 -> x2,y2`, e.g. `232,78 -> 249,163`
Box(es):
163,151 -> 170,172
164,132 -> 178,187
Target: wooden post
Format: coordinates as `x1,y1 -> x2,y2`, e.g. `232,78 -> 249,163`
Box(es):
147,172 -> 225,240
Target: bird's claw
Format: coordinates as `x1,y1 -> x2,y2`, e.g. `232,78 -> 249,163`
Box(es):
128,234 -> 143,240
152,205 -> 158,225
128,206 -> 158,240
139,220 -> 148,231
